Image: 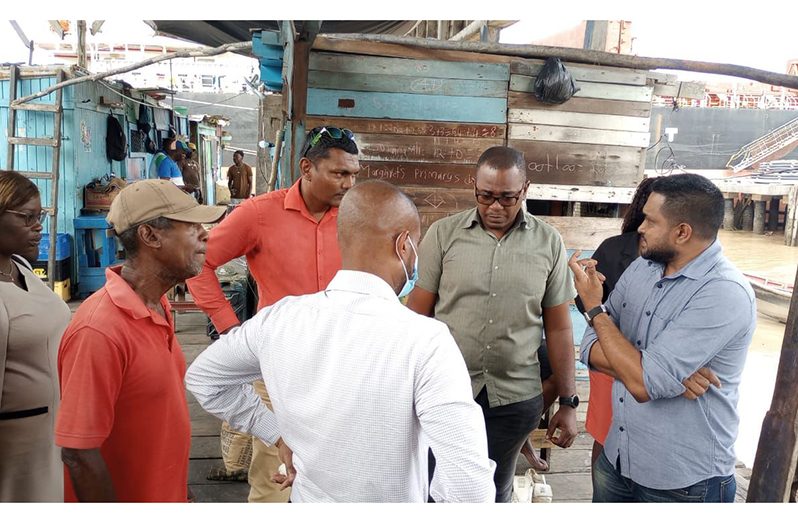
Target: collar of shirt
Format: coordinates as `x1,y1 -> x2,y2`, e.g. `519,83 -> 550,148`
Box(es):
283,178 -> 339,224
649,239 -> 723,282
461,207 -> 530,232
104,266 -> 172,327
325,270 -> 399,303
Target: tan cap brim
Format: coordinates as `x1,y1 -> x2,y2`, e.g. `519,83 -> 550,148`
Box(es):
163,204 -> 227,225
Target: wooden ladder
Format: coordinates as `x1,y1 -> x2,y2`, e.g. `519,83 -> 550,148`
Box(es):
5,66 -> 65,290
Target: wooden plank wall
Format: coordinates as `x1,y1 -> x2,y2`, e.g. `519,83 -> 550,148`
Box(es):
303,47 -> 653,237
507,59 -> 651,187
305,51 -> 509,231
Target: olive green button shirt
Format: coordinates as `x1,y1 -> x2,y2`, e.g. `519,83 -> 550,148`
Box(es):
417,208 -> 575,407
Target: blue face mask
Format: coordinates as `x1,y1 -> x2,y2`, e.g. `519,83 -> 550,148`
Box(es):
397,235 -> 418,299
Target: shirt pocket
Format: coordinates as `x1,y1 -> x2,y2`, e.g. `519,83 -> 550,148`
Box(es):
504,252 -> 548,303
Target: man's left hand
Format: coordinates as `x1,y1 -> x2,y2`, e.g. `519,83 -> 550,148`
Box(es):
567,251 -> 606,310
546,406 -> 578,448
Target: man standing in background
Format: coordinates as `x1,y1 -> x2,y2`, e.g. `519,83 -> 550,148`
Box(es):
227,150 -> 253,199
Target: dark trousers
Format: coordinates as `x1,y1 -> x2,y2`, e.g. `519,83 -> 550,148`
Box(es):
592,451 -> 736,502
477,387 -> 544,502
429,387 -> 543,503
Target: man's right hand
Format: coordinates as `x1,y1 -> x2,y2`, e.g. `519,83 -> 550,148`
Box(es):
270,437 -> 295,491
682,367 -> 721,400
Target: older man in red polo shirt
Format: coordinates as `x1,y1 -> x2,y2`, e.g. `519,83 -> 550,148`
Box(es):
186,126 -> 359,502
55,180 -> 225,502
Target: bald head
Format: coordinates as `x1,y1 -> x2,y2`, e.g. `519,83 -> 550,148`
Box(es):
338,180 -> 419,250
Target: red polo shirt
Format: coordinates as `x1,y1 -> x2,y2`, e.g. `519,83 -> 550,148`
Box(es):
187,179 -> 341,332
55,266 -> 191,502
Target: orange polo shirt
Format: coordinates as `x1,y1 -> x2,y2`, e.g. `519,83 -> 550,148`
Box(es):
187,179 -> 342,333
55,266 -> 190,502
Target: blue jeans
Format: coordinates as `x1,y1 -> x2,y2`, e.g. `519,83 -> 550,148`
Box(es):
593,451 -> 736,502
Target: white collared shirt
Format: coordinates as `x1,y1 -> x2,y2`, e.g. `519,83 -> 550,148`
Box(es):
186,270 -> 495,502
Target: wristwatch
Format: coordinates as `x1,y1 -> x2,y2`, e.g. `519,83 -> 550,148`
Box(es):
559,395 -> 580,408
583,304 -> 608,327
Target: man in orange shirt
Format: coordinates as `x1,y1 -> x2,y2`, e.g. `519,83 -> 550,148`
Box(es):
187,126 -> 359,502
55,180 -> 225,502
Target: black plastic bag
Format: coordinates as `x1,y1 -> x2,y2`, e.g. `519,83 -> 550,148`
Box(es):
105,115 -> 128,161
534,57 -> 580,104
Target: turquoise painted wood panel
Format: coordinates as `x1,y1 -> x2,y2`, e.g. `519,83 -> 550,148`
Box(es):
308,71 -> 508,98
306,88 -> 507,124
310,52 -> 510,81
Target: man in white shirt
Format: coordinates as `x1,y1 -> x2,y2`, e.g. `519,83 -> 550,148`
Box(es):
185,180 -> 495,502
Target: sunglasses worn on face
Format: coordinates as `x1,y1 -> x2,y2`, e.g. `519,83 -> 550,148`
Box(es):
302,127 -> 356,157
5,209 -> 48,227
474,187 -> 526,207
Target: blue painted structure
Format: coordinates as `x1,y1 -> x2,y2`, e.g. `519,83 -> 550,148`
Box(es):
1,67 -> 188,288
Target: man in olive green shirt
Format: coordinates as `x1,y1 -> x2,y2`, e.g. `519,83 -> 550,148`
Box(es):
408,146 -> 578,502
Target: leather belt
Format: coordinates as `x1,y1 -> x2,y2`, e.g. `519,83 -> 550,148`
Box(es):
0,406 -> 48,420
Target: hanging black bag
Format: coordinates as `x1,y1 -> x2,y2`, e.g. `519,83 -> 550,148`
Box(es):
534,57 -> 580,104
106,114 -> 128,161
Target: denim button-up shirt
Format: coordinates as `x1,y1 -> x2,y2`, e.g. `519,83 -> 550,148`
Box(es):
581,240 -> 756,490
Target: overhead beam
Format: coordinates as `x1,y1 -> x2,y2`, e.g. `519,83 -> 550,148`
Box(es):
321,33 -> 798,89
11,41 -> 253,106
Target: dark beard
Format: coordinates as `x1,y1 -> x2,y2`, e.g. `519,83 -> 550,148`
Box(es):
641,246 -> 676,265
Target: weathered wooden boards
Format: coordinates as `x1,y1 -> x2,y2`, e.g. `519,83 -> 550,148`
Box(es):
304,49 -> 653,232
306,51 -> 509,230
508,59 -> 650,187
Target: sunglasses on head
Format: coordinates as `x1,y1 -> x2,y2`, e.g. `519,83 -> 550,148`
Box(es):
302,127 -> 355,157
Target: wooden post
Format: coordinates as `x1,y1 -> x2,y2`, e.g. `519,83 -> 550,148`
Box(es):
289,39 -> 311,184
583,20 -> 609,51
787,186 -> 798,247
769,197 -> 781,231
437,21 -> 449,41
425,21 -> 436,40
256,93 -> 283,195
753,199 -> 767,235
77,20 -> 87,69
742,200 -> 754,231
747,268 -> 798,501
723,196 -> 735,231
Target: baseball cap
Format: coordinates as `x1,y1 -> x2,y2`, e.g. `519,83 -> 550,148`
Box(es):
175,140 -> 190,152
188,142 -> 197,151
107,179 -> 226,234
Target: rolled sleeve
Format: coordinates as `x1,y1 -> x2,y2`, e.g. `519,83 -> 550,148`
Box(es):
641,280 -> 753,400
580,265 -> 627,368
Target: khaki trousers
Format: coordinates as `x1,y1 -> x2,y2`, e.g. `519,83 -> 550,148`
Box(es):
220,380 -> 290,503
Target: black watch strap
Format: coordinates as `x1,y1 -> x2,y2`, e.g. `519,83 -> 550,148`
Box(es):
584,304 -> 608,327
558,395 -> 579,408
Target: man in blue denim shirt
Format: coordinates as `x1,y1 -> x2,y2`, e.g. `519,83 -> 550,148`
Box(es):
569,173 -> 756,503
